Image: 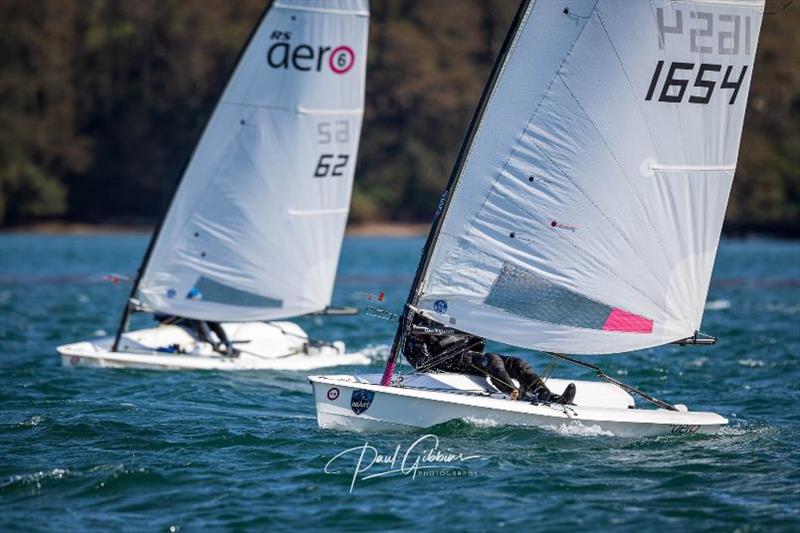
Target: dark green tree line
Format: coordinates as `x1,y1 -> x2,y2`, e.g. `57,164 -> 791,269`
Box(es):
0,0 -> 797,235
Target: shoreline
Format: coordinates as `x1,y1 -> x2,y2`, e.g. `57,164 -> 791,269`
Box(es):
1,221 -> 431,237
3,222 -> 797,239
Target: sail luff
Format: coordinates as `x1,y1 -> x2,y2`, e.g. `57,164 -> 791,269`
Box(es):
382,0 -> 534,382
409,0 -> 535,310
112,1 -> 277,351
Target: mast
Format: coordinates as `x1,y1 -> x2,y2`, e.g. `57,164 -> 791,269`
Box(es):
380,0 -> 533,385
111,2 -> 276,352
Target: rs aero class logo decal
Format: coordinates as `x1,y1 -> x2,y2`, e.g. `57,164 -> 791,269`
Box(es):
267,31 -> 355,74
350,389 -> 374,415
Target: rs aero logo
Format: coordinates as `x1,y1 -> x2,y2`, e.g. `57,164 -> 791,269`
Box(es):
267,31 -> 355,75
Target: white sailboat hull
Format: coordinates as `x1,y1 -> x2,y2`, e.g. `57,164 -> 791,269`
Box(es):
58,321 -> 369,371
308,373 -> 728,438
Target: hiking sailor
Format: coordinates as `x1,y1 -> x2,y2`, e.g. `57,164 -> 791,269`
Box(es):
155,314 -> 239,357
193,320 -> 238,356
403,315 -> 576,404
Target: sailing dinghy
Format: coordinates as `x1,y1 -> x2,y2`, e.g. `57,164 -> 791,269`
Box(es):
310,0 -> 764,435
58,0 -> 371,370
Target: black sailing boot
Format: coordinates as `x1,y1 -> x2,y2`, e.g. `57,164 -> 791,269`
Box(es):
551,383 -> 577,405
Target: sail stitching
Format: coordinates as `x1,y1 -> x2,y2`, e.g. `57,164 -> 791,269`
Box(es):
552,75 -> 672,300
428,1 -> 598,296
437,1 -> 536,208
514,143 -> 669,315
416,1 -> 537,296
645,1 -> 692,201
437,2 -> 667,316
593,7 -> 684,290
155,118 -> 247,290
645,0 -> 699,281
594,9 -> 660,158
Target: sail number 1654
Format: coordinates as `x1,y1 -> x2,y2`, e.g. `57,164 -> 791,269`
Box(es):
645,60 -> 748,105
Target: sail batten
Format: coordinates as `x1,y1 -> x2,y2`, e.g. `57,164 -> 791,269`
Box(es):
273,3 -> 370,17
218,101 -> 364,115
132,0 -> 369,323
411,0 -> 763,355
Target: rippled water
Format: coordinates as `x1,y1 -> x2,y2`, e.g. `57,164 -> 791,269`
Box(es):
1,234 -> 798,530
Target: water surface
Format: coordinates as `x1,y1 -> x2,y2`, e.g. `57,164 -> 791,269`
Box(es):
0,235 -> 798,531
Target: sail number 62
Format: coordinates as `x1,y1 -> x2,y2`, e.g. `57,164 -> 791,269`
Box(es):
314,154 -> 350,178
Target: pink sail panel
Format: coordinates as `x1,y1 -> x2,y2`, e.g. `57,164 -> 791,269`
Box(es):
602,308 -> 653,334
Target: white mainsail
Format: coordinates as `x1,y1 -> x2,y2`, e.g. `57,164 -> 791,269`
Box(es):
135,0 -> 369,322
415,0 -> 763,354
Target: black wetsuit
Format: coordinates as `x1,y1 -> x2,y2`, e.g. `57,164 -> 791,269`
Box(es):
155,315 -> 236,356
403,317 -> 552,399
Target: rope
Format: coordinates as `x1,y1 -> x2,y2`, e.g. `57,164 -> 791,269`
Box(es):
263,322 -> 341,353
539,356 -> 560,383
403,333 -> 527,398
467,362 -> 518,396
545,352 -> 677,411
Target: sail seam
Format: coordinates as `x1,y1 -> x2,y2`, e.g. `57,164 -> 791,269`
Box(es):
442,0 -> 668,314
594,10 -> 660,161
592,8 -> 677,283
644,1 -> 693,288
415,0 -> 537,299
441,0 -> 597,292
645,1 -> 692,183
288,208 -> 349,216
554,74 -> 673,302
531,141 -> 669,315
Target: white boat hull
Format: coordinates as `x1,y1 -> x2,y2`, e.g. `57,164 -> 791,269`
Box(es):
58,321 -> 369,371
308,373 -> 728,438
